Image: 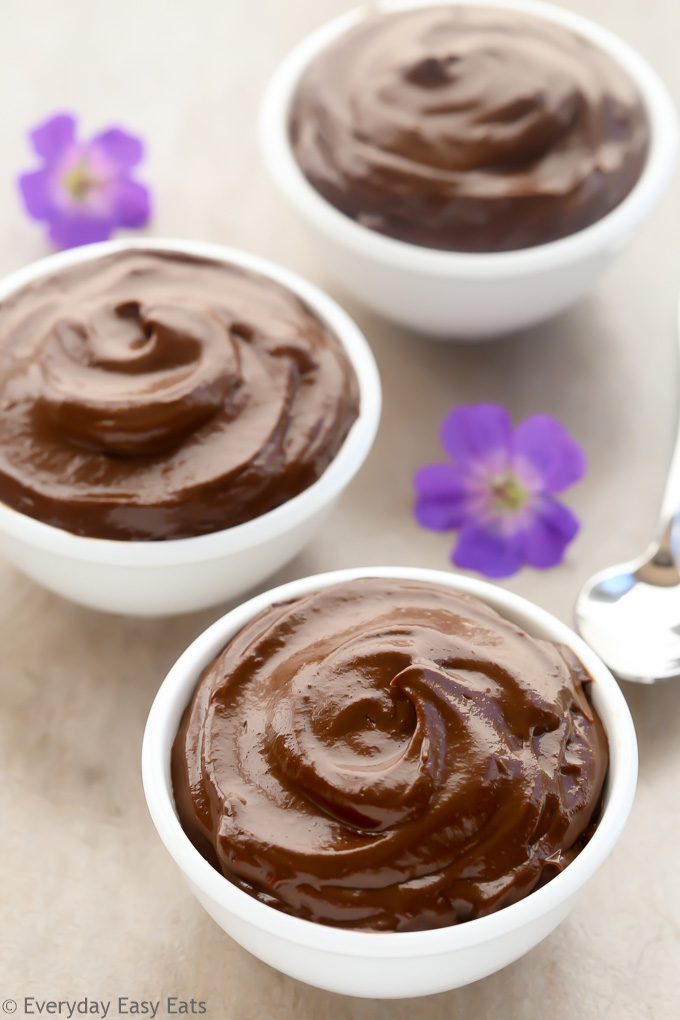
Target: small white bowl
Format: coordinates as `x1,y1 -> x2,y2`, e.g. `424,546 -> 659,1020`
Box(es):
0,239 -> 381,617
259,0 -> 678,340
142,566 -> 637,998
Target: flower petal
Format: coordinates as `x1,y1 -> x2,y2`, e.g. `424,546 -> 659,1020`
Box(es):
30,113 -> 76,160
519,497 -> 580,568
107,177 -> 151,227
452,523 -> 523,578
440,403 -> 512,469
91,128 -> 144,170
413,462 -> 476,531
48,215 -> 114,249
512,415 -> 586,493
18,169 -> 56,219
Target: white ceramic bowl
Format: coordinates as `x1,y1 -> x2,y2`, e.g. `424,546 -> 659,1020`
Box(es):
259,0 -> 678,340
142,565 -> 637,998
0,239 -> 381,617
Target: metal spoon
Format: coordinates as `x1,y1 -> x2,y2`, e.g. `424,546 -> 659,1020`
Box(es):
575,300 -> 680,684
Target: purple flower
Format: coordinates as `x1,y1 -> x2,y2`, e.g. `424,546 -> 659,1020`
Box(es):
18,113 -> 151,249
413,404 -> 586,579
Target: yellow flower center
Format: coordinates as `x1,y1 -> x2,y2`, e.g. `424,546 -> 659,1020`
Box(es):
63,159 -> 100,200
489,474 -> 528,514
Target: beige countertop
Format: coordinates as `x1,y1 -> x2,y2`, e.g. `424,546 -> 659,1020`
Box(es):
1,1 -> 679,1017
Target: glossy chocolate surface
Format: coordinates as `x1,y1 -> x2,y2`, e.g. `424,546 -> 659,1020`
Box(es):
172,578 -> 609,931
291,6 -> 649,252
0,250 -> 359,540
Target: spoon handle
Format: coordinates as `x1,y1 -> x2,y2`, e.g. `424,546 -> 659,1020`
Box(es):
653,295 -> 680,562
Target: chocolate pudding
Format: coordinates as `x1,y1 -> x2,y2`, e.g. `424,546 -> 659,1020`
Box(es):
291,6 -> 649,252
172,578 -> 609,932
0,250 -> 359,540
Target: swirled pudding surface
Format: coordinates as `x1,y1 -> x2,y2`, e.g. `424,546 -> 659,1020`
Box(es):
291,6 -> 649,252
172,578 -> 609,932
0,250 -> 359,540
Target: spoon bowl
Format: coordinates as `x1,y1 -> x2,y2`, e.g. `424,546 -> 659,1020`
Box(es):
575,539 -> 680,684
575,292 -> 680,683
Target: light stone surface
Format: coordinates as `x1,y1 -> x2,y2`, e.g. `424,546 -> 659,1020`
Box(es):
1,1 -> 679,1017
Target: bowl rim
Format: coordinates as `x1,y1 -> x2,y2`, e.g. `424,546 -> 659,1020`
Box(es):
258,0 -> 679,278
0,237 -> 381,565
142,565 -> 638,958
